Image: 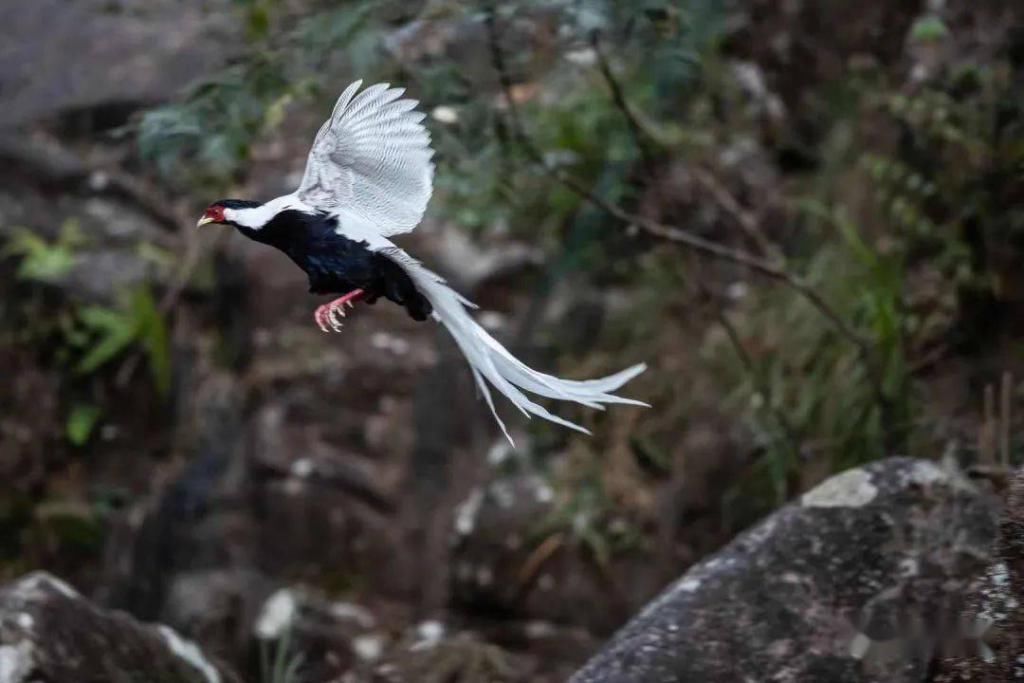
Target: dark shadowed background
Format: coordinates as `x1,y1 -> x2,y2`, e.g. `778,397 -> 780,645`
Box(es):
0,1 -> 1022,682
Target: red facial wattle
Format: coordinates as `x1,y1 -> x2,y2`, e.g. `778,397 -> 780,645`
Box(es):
197,205 -> 225,227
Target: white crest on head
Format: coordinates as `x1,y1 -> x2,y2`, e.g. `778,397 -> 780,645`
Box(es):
227,195 -> 314,230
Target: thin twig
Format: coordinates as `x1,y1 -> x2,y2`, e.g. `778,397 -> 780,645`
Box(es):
689,166 -> 783,261
589,30 -> 657,173
516,532 -> 564,593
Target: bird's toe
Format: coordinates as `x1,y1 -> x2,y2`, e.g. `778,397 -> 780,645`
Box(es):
328,308 -> 345,331
314,307 -> 331,333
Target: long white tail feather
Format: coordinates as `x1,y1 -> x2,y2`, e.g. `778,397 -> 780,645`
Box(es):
392,248 -> 647,444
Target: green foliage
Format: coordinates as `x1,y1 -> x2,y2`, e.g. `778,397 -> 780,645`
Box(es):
259,625 -> 305,683
909,15 -> 950,43
73,288 -> 171,395
138,58 -> 300,186
66,403 -> 102,446
2,225 -> 169,398
709,59 -> 1023,505
708,205 -> 913,504
534,473 -> 644,567
3,221 -> 85,283
32,500 -> 106,557
138,0 -> 383,189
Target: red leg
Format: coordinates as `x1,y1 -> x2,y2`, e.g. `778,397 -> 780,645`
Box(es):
314,289 -> 366,332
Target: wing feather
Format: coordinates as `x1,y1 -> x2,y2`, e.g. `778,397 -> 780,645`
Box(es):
296,81 -> 435,237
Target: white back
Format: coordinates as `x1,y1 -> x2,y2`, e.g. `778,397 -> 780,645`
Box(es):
295,81 -> 435,237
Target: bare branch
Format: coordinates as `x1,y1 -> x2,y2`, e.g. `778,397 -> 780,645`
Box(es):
689,166 -> 784,262
589,30 -> 657,173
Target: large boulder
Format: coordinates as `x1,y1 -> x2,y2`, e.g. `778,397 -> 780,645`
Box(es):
932,467 -> 1024,680
569,457 -> 1000,683
0,571 -> 241,682
0,0 -> 234,130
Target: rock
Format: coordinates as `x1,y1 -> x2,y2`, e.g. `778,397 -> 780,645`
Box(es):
251,585 -> 383,681
0,0 -> 235,129
0,571 -> 241,682
369,630 -> 528,683
451,473 -> 667,635
568,457 -> 1000,683
931,467 -> 1024,680
0,136 -> 181,303
0,350 -> 61,496
162,569 -> 272,663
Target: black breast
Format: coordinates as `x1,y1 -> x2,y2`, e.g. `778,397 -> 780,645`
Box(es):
236,210 -> 432,320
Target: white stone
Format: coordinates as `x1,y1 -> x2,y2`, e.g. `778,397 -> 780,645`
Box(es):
849,633 -> 872,660
0,642 -> 33,683
352,634 -> 384,661
410,620 -> 445,652
909,461 -> 947,487
329,602 -> 376,628
454,489 -> 483,536
291,458 -> 314,478
431,106 -> 459,124
254,589 -> 297,640
18,572 -> 79,600
157,626 -> 221,683
801,468 -> 878,508
417,620 -> 445,644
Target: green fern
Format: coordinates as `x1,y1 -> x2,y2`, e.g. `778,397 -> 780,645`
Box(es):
3,220 -> 86,283
74,288 -> 171,395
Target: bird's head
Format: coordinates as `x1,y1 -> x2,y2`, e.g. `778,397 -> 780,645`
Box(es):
196,199 -> 263,229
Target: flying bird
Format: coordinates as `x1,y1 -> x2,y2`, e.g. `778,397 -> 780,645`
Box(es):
197,81 -> 646,442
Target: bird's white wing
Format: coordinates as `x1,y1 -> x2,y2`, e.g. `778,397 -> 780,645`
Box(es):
296,80 -> 435,237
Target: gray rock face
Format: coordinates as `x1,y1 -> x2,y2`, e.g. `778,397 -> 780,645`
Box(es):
932,468 -> 1024,681
0,0 -> 234,129
0,571 -> 241,683
569,457 -> 1000,683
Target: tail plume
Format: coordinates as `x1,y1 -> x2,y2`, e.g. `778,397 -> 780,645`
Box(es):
391,248 -> 647,445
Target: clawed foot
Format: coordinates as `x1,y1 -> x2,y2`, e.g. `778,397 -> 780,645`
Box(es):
314,289 -> 366,333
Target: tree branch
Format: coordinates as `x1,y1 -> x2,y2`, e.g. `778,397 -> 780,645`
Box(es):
589,30 -> 657,174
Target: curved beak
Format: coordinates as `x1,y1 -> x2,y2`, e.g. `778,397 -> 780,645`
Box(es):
196,215 -> 215,228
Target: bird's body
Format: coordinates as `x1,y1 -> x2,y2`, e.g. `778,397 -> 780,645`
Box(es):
231,202 -> 431,320
198,81 -> 646,443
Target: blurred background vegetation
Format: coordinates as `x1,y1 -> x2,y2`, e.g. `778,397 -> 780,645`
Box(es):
0,0 -> 1022,680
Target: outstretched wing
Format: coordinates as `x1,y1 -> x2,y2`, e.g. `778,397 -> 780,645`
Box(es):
295,80 -> 435,237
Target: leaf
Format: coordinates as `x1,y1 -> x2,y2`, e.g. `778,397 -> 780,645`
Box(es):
4,229 -> 77,282
77,306 -> 129,331
131,289 -> 172,396
76,306 -> 137,375
67,404 -> 102,446
909,15 -> 950,43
